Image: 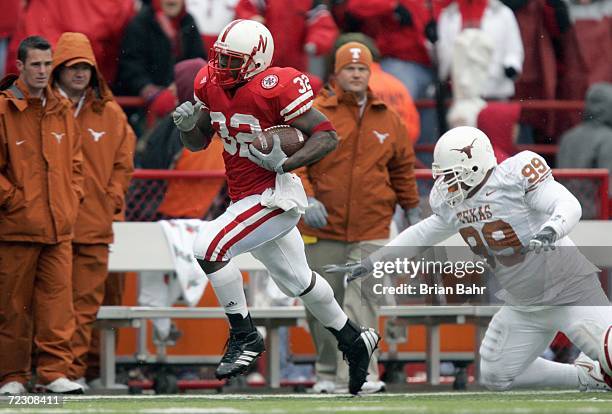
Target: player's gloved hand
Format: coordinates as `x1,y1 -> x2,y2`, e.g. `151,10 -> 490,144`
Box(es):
173,101 -> 203,132
393,206 -> 421,233
523,226 -> 557,254
248,134 -> 288,174
324,259 -> 372,282
304,197 -> 328,228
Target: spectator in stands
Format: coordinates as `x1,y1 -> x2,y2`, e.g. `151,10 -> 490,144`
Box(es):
234,0 -> 338,88
50,32 -> 135,389
0,0 -> 23,77
445,29 -> 492,129
437,0 -> 524,100
0,36 -> 84,395
136,58 -> 226,220
297,42 -> 420,394
185,0 -> 239,52
503,0 -> 570,140
6,0 -> 135,86
116,0 -> 205,118
557,0 -> 612,132
333,32 -> 421,144
558,82 -> 612,192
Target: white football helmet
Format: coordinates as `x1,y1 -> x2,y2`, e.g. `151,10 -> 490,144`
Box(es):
208,19 -> 274,89
432,126 -> 497,207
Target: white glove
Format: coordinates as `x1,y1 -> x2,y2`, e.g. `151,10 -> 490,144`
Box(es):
304,197 -> 328,228
248,133 -> 288,174
324,259 -> 373,282
522,227 -> 557,254
173,101 -> 203,132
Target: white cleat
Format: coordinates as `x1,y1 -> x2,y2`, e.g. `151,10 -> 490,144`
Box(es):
0,381 -> 27,395
43,377 -> 84,394
310,380 -> 336,394
73,377 -> 90,391
575,354 -> 612,391
360,380 -> 386,394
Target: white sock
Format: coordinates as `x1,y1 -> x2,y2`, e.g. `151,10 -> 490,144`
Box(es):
206,261 -> 248,317
511,357 -> 580,389
300,272 -> 347,330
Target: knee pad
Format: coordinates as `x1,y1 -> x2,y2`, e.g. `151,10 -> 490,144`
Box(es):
566,319 -> 609,369
264,263 -> 312,299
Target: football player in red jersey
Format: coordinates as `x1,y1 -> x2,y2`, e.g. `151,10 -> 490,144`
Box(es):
172,19 -> 379,394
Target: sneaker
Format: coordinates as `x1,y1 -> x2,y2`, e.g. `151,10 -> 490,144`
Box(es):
575,353 -> 612,391
310,379 -> 336,394
43,377 -> 84,394
73,377 -> 90,391
0,381 -> 26,395
215,329 -> 265,380
338,327 -> 380,395
360,380 -> 386,394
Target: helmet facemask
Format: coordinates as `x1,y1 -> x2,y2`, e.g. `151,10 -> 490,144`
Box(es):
208,45 -> 257,89
432,164 -> 475,207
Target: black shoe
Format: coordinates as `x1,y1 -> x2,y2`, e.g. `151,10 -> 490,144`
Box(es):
338,327 -> 380,395
215,329 -> 265,380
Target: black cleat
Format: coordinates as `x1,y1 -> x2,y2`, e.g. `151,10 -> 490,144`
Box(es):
215,329 -> 265,380
339,327 -> 380,395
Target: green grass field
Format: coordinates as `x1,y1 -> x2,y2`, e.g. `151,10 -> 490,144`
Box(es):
2,391 -> 612,414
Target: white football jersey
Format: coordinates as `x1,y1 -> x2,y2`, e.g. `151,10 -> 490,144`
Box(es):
429,151 -> 598,305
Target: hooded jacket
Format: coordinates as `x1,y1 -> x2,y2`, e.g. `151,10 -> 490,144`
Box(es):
0,76 -> 83,243
558,82 -> 612,192
296,82 -> 419,242
52,32 -> 135,244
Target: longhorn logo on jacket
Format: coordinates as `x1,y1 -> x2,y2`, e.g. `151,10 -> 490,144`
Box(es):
51,132 -> 65,143
373,130 -> 389,144
88,128 -> 106,142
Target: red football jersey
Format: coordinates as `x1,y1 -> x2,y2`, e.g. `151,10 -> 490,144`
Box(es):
194,66 -> 315,201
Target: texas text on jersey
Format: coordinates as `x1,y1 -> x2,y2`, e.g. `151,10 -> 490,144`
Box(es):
193,65 -> 314,201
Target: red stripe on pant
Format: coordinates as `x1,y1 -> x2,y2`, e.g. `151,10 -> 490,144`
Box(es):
216,208 -> 285,260
204,203 -> 266,260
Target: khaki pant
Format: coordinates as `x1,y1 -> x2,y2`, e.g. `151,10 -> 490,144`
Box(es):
68,244 -> 109,380
0,240 -> 75,386
304,239 -> 386,385
85,271 -> 125,381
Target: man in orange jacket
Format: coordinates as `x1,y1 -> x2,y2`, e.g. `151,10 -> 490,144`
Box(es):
50,32 -> 135,388
0,36 -> 84,394
297,42 -> 420,393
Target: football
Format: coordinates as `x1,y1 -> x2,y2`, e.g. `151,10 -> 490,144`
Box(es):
251,125 -> 308,156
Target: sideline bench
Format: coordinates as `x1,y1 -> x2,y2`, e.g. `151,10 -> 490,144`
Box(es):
98,221 -> 612,390
96,305 -> 501,389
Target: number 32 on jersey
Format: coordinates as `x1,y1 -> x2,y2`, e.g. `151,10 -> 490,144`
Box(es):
210,112 -> 262,157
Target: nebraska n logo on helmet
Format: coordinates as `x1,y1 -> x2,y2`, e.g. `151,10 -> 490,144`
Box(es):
432,126 -> 497,207
209,19 -> 275,89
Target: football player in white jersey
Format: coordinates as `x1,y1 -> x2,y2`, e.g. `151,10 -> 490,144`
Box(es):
327,126 -> 612,391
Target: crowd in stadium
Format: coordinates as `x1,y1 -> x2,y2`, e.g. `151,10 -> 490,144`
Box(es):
1,0 -> 612,396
